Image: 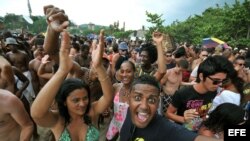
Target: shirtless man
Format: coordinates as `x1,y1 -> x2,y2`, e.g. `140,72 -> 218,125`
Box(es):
29,46 -> 53,95
74,43 -> 91,68
0,51 -> 28,97
0,54 -> 15,92
6,37 -> 36,104
5,37 -> 30,73
191,49 -> 208,70
0,89 -> 33,141
160,59 -> 189,114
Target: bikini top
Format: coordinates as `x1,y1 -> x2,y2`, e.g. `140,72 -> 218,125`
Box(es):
59,125 -> 99,141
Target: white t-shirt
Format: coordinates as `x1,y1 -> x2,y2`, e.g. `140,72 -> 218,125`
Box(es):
190,65 -> 198,77
209,90 -> 241,113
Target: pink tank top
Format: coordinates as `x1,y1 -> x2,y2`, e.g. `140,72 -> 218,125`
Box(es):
106,92 -> 129,140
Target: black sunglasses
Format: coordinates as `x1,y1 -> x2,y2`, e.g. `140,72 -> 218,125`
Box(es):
120,49 -> 127,52
165,54 -> 172,57
238,63 -> 245,66
207,76 -> 225,85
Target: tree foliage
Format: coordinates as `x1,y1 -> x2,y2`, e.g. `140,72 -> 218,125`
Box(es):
145,11 -> 165,40
1,14 -> 47,34
1,13 -> 134,40
162,0 -> 250,48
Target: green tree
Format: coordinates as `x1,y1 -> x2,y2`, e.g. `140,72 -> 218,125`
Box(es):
145,11 -> 165,40
28,16 -> 47,33
112,30 -> 133,39
4,14 -> 25,30
164,0 -> 250,48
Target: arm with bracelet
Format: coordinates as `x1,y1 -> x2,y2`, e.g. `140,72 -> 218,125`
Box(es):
90,29 -> 114,117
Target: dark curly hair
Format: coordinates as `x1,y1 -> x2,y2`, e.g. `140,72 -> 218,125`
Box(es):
140,43 -> 157,64
203,103 -> 246,133
55,78 -> 91,125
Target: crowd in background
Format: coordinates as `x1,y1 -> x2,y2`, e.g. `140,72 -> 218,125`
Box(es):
0,5 -> 250,141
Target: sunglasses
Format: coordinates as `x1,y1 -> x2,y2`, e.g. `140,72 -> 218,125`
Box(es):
120,49 -> 127,52
201,54 -> 208,57
165,54 -> 172,57
207,76 -> 226,85
237,63 -> 245,66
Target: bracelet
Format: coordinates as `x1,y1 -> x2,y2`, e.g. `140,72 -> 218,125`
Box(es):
98,75 -> 109,82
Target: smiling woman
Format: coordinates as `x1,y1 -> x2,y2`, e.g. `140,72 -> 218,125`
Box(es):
31,5 -> 114,141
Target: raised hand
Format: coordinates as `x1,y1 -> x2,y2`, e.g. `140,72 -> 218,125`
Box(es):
43,5 -> 69,32
58,31 -> 73,73
91,29 -> 105,69
41,54 -> 50,64
152,31 -> 164,46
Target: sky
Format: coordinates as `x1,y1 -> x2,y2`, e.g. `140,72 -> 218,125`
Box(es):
0,0 -> 240,30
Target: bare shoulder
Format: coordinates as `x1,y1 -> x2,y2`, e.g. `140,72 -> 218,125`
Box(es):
29,58 -> 38,66
166,68 -> 174,74
0,89 -> 20,109
0,56 -> 11,65
112,53 -> 120,61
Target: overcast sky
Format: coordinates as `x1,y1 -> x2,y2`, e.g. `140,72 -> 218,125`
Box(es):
0,0 -> 240,30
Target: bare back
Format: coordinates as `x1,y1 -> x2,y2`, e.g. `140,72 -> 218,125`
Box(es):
29,58 -> 51,93
0,91 -> 22,141
162,68 -> 182,95
0,56 -> 15,93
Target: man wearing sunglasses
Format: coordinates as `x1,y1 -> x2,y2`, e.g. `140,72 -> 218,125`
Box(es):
166,55 -> 234,132
233,55 -> 250,83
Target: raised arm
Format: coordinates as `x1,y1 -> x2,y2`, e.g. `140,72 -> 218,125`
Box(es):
28,61 -> 40,94
160,70 -> 169,85
43,5 -> 69,59
31,31 -> 72,127
91,30 -> 114,115
152,32 -> 166,81
37,55 -> 54,80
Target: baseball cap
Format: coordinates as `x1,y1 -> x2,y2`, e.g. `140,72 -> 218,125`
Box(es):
118,42 -> 128,50
5,37 -> 18,46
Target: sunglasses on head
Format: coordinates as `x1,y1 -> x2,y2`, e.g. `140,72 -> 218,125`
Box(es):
207,76 -> 226,85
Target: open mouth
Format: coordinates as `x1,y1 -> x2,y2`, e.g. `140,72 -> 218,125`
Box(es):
122,78 -> 129,82
137,112 -> 149,122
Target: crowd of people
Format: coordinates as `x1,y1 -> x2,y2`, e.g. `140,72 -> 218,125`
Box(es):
0,4 -> 250,141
